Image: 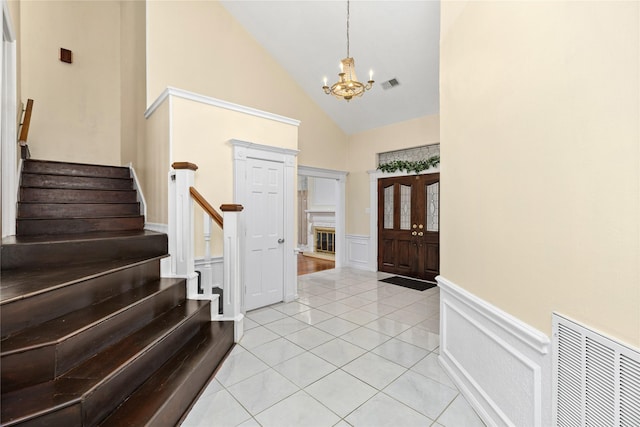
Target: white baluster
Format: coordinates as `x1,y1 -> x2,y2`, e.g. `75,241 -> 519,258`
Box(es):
202,212 -> 213,300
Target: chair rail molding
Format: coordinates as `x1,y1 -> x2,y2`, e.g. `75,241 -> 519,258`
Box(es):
437,275 -> 552,427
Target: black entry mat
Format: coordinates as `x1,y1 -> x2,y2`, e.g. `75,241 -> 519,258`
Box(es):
380,276 -> 437,291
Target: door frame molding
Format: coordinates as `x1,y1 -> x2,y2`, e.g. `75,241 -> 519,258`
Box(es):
368,167 -> 440,272
1,0 -> 17,237
231,139 -> 299,305
298,165 -> 348,269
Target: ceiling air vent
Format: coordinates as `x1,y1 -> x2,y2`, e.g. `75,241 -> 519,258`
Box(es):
381,78 -> 400,90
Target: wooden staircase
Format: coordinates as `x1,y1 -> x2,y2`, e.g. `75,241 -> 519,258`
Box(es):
1,160 -> 234,426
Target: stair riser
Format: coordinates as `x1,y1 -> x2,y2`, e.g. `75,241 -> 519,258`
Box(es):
4,405 -> 81,427
20,188 -> 137,203
21,174 -> 134,191
17,217 -> 144,236
1,259 -> 161,338
1,233 -> 167,270
23,160 -> 130,179
18,202 -> 140,219
0,347 -> 55,398
83,303 -> 210,426
56,283 -> 186,377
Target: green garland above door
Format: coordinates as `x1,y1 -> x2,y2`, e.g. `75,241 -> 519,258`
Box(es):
377,156 -> 440,174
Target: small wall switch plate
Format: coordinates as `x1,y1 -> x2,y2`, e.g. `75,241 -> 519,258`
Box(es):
60,48 -> 72,64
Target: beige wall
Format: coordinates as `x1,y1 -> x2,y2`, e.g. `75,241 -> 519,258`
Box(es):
20,0 -> 122,165
170,96 -> 298,257
346,115 -> 440,235
146,0 -> 347,172
141,98 -> 169,225
440,1 -> 639,346
120,0 -> 146,167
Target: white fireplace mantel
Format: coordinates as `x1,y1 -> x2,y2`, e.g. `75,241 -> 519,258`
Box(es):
306,210 -> 335,254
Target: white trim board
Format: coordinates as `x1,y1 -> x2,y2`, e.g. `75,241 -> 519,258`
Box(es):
1,0 -> 17,237
437,275 -> 552,427
145,87 -> 301,127
298,165 -> 348,268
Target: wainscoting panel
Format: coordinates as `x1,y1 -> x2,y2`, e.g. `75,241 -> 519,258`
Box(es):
345,234 -> 369,270
437,276 -> 552,427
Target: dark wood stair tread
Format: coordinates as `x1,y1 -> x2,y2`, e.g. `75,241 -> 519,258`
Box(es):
2,229 -> 162,245
0,300 -> 210,426
1,230 -> 167,270
1,277 -> 184,353
21,173 -> 134,191
16,215 -> 144,236
18,202 -> 140,218
99,322 -> 234,427
20,187 -> 138,203
0,255 -> 164,303
23,159 -> 130,179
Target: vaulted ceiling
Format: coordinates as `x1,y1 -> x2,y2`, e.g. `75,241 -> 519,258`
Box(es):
220,1 -> 440,135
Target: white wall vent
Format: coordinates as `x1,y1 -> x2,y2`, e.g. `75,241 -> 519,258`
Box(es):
553,313 -> 640,426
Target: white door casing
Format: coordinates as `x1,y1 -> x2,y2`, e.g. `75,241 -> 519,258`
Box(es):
245,157 -> 284,310
1,0 -> 17,237
298,165 -> 348,268
232,140 -> 298,311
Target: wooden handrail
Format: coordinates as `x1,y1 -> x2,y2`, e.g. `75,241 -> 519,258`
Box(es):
18,99 -> 34,144
18,99 -> 34,159
189,187 -> 224,229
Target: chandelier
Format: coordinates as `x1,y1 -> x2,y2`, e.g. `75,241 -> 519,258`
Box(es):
322,0 -> 374,101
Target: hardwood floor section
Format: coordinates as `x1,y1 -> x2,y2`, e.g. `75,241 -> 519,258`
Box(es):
297,253 -> 335,275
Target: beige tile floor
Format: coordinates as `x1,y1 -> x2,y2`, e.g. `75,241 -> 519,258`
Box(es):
181,268 -> 485,427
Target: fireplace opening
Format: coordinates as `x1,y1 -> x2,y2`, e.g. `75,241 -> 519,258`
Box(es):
314,227 -> 335,254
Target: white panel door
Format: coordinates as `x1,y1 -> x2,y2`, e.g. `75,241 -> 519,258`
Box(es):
245,157 -> 284,310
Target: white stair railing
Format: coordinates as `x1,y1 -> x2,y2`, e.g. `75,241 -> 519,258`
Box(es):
169,162 -> 245,342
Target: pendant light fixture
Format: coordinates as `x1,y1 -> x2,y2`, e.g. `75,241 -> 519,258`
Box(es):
322,0 -> 374,101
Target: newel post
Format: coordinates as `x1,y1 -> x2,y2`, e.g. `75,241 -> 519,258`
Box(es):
221,203 -> 245,343
170,162 -> 199,298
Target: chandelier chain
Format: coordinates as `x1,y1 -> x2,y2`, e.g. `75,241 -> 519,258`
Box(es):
346,0 -> 350,58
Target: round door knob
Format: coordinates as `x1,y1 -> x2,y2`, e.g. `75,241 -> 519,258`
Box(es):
278,238 -> 285,244
418,231 -> 424,236
411,231 -> 417,236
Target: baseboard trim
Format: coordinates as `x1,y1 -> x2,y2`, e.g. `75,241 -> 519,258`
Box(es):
437,275 -> 552,427
144,222 -> 168,234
